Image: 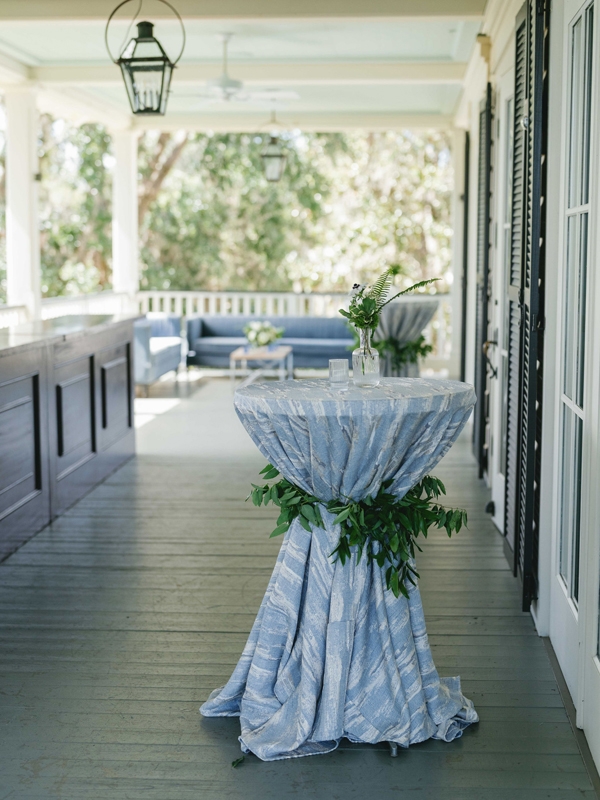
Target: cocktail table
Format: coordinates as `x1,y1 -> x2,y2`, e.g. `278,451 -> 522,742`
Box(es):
201,378 -> 478,761
229,344 -> 293,388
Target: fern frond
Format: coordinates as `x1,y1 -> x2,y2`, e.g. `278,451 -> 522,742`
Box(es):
379,278 -> 439,310
370,268 -> 393,302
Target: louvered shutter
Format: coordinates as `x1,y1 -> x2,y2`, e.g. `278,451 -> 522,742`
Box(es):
504,0 -> 549,611
472,84 -> 493,477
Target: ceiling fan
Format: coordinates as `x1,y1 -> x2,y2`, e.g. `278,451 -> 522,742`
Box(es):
175,33 -> 300,105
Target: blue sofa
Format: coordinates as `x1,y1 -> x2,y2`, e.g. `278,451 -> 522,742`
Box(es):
186,315 -> 353,369
134,313 -> 183,392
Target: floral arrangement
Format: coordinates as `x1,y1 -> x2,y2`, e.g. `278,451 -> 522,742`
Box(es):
340,267 -> 437,332
243,320 -> 284,348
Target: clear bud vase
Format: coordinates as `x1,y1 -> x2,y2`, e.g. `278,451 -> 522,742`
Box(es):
352,328 -> 380,387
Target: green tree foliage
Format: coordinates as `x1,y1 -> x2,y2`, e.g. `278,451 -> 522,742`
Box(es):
139,129 -> 453,294
38,115 -> 113,297
138,131 -> 337,292
0,119 -> 453,305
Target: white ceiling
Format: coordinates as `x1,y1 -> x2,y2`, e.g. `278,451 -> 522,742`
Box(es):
0,19 -> 481,65
0,7 -> 483,130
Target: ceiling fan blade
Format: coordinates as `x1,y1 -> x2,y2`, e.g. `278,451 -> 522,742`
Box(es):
243,90 -> 301,101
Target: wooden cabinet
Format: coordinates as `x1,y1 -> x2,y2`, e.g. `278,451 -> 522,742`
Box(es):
0,315 -> 137,559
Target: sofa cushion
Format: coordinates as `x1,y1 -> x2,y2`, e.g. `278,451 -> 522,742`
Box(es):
280,337 -> 352,356
191,335 -> 352,369
192,337 -> 247,357
199,315 -> 351,340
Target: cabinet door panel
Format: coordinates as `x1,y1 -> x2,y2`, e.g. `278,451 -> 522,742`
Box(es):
55,356 -> 94,479
0,376 -> 39,518
98,343 -> 132,450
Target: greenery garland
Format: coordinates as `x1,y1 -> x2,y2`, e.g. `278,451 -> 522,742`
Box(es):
249,464 -> 467,598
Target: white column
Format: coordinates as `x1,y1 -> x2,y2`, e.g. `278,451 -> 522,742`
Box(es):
449,127 -> 467,381
5,86 -> 41,318
111,130 -> 139,297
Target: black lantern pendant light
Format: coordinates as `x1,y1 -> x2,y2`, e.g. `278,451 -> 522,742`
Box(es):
261,111 -> 287,182
105,0 -> 185,116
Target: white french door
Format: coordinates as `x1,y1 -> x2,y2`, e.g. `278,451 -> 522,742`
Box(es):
550,0 -> 599,739
489,70 -> 515,535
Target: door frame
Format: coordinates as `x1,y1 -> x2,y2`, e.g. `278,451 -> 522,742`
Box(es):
546,0 -> 600,731
489,65 -> 516,535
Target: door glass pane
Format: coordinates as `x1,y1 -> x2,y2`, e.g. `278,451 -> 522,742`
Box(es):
577,214 -> 588,407
582,5 -> 594,204
568,17 -> 584,208
559,406 -> 583,602
568,9 -> 594,208
563,214 -> 588,406
563,215 -> 577,401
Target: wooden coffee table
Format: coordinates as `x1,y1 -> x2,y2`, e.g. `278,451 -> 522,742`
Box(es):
229,345 -> 294,388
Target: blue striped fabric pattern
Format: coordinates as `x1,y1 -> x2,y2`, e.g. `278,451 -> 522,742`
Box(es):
201,378 -> 479,760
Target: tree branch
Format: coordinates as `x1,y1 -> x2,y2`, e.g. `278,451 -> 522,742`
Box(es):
138,134 -> 189,226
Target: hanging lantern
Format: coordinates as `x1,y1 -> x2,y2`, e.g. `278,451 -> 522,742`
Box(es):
105,0 -> 185,116
261,135 -> 287,182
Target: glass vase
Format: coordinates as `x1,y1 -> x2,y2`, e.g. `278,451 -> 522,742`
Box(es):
352,328 -> 380,387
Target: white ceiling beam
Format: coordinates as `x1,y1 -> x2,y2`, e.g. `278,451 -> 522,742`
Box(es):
37,87 -> 131,129
33,61 -> 467,87
0,0 -> 485,20
132,111 -> 454,132
0,50 -> 29,84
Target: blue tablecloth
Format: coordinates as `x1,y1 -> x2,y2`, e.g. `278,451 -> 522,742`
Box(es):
201,378 -> 478,760
375,299 -> 440,377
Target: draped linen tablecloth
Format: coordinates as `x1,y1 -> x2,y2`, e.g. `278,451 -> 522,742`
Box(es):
375,299 -> 440,377
201,378 -> 478,761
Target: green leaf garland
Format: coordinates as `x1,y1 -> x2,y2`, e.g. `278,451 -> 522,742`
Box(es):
248,465 -> 467,598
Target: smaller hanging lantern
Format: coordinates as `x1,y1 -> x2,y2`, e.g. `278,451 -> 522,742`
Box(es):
261,135 -> 287,182
105,0 -> 185,116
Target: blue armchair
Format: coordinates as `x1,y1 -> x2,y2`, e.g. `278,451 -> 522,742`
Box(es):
134,313 -> 183,394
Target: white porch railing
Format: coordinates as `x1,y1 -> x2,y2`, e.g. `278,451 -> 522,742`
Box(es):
136,290 -> 349,319
40,291 -> 135,320
0,292 -> 135,330
0,304 -> 28,328
135,290 -> 452,363
1,290 -> 452,366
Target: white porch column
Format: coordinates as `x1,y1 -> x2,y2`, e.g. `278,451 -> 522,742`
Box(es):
5,86 -> 41,319
450,126 -> 467,381
111,130 -> 139,297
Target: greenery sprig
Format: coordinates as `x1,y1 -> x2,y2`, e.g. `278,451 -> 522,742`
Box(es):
339,268 -> 439,332
378,334 -> 434,371
249,464 -> 467,598
350,329 -> 434,370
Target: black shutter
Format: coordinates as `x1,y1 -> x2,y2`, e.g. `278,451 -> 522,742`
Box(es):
472,84 -> 493,476
504,0 -> 549,611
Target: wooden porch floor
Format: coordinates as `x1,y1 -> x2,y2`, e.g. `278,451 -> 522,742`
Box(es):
0,378 -> 597,799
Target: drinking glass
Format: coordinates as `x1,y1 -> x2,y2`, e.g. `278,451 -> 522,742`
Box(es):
329,359 -> 349,390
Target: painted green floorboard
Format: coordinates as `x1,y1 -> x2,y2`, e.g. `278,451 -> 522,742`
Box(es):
0,378 -> 596,798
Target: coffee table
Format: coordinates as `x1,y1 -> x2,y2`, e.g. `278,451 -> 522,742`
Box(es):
229,345 -> 293,388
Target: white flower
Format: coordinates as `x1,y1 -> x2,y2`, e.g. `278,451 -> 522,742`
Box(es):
243,319 -> 284,347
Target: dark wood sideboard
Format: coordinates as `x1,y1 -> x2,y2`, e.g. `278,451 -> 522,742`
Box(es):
0,314 -> 139,561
